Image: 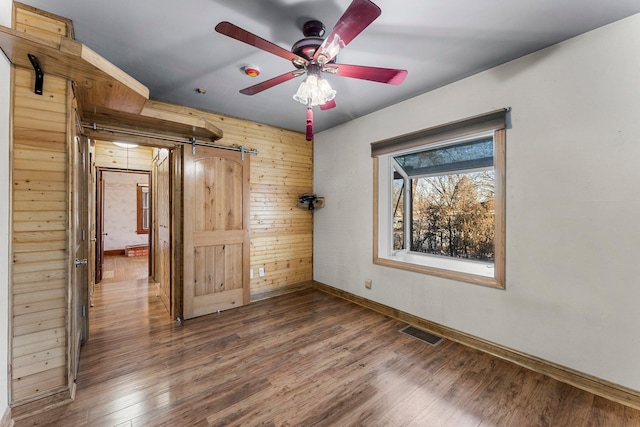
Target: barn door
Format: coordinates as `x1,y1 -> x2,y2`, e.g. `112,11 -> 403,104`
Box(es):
183,146 -> 250,319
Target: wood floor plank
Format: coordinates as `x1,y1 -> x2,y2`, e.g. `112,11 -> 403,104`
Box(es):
14,255 -> 640,426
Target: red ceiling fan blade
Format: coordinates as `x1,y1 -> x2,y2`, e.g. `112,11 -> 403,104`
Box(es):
313,0 -> 381,64
331,64 -> 407,85
239,70 -> 302,95
319,99 -> 336,110
216,21 -> 307,65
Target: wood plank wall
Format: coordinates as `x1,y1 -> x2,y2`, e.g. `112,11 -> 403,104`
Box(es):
93,131 -> 310,295
13,2 -> 72,45
93,124 -> 311,297
94,141 -> 154,171
11,66 -> 69,404
10,3 -> 74,408
119,101 -> 314,296
10,5 -> 312,412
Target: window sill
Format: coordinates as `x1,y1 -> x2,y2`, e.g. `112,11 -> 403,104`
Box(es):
373,254 -> 504,289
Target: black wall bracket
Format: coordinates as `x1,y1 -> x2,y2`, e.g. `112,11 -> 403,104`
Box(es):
297,193 -> 325,211
27,53 -> 43,95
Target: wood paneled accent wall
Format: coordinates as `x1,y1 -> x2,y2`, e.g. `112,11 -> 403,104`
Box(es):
11,69 -> 69,402
94,141 -> 154,171
11,61 -> 70,404
140,101 -> 313,296
8,1 -> 312,414
89,101 -> 313,296
10,3 -> 74,410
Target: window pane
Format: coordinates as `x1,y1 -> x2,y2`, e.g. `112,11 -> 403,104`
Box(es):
411,171 -> 495,261
394,137 -> 493,177
392,170 -> 405,250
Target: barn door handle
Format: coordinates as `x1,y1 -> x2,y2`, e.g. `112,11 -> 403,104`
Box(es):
74,258 -> 88,267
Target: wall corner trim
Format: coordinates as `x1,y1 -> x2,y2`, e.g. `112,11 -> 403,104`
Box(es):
311,280 -> 640,411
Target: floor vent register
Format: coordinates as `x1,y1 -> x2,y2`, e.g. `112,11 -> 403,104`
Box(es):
400,325 -> 444,346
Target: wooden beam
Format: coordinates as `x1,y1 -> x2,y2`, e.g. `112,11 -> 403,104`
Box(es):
82,104 -> 223,142
0,25 -> 148,114
140,103 -> 224,140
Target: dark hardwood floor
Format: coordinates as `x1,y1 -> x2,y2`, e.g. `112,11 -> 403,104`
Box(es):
15,256 -> 640,426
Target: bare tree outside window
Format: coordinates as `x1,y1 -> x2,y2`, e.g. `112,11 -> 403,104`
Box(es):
410,172 -> 494,261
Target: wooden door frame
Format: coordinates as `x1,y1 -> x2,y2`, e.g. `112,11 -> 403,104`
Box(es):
70,95 -> 89,387
90,140 -> 183,322
96,168 -> 104,283
171,147 -> 183,321
96,167 -> 151,258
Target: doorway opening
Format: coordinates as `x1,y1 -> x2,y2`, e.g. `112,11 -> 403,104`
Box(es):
91,140 -> 175,331
98,169 -> 150,283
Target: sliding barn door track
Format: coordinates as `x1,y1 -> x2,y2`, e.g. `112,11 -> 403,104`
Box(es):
400,325 -> 444,346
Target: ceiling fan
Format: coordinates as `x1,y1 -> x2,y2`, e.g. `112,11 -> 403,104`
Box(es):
215,0 -> 408,140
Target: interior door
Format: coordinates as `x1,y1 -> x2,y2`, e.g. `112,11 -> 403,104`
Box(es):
183,146 -> 250,319
71,133 -> 89,379
156,148 -> 171,314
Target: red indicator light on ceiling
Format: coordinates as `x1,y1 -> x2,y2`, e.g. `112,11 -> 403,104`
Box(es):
243,65 -> 260,77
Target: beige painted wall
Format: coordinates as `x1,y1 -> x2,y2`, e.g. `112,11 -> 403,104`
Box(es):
314,13 -> 640,392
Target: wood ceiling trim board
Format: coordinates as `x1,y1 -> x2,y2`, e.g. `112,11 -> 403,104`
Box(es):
140,103 -> 223,140
82,105 -> 222,142
0,25 -> 148,114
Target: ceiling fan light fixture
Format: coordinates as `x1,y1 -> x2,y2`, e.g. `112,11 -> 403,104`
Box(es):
215,0 -> 406,136
293,75 -> 336,106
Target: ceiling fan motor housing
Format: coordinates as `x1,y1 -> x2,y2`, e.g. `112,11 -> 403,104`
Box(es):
303,20 -> 325,37
292,20 -> 336,67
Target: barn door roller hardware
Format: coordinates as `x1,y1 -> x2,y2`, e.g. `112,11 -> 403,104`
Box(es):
83,124 -> 258,156
27,53 -> 43,95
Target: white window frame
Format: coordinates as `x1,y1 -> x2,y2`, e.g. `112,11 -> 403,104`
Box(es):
371,110 -> 507,289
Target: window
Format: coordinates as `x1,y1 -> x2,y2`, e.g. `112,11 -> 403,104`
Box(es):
372,110 -> 507,288
137,185 -> 149,234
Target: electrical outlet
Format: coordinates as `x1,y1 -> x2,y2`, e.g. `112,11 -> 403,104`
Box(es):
258,267 -> 265,277
365,279 -> 372,289
250,269 -> 254,279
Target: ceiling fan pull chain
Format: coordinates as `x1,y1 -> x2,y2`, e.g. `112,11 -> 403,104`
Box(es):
306,104 -> 314,141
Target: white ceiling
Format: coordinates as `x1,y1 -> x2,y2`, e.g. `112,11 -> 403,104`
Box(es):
19,0 -> 640,134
